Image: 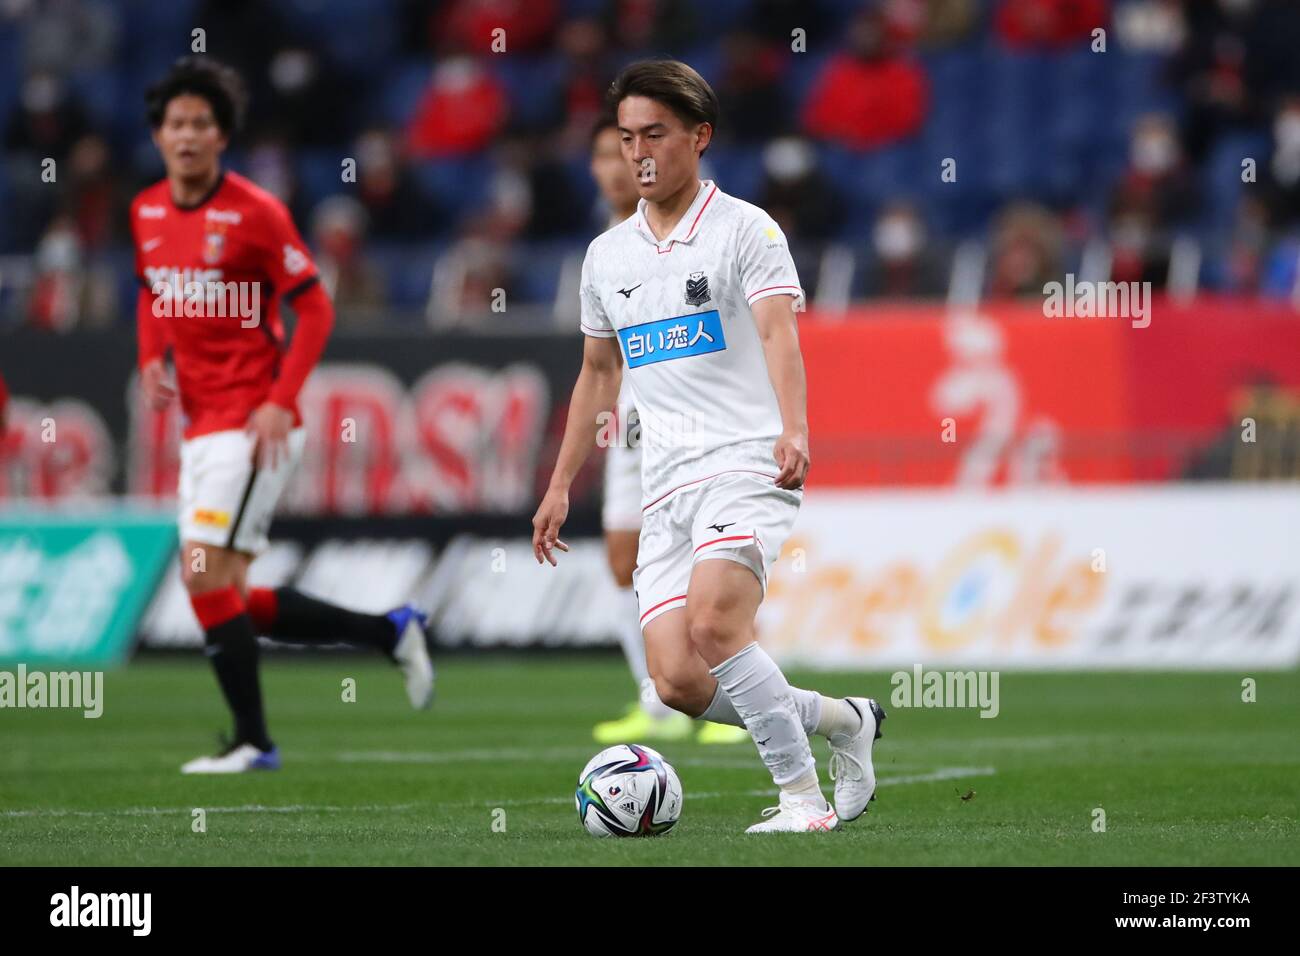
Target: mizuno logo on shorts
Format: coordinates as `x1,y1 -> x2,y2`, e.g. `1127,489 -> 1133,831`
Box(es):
617,310 -> 726,369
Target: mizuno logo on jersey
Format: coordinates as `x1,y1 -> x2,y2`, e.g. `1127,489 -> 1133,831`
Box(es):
616,283 -> 642,298
617,310 -> 726,369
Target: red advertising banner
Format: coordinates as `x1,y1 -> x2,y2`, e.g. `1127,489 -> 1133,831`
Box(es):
2,299 -> 1297,511
800,298 -> 1300,487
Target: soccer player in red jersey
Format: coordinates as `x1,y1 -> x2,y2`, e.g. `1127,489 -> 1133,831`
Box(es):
133,58 -> 434,774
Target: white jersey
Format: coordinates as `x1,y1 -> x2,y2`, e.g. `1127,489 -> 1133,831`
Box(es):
580,180 -> 803,509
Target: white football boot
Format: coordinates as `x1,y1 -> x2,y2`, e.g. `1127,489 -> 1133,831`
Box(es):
388,605 -> 435,709
181,742 -> 280,774
827,697 -> 887,822
745,793 -> 839,834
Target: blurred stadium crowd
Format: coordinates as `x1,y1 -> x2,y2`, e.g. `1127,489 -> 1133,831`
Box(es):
2,0 -> 1300,331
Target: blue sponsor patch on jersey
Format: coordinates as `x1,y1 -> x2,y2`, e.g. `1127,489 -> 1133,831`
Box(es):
617,310 -> 726,369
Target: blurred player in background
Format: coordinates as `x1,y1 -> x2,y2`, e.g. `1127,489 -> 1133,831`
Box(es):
587,112 -> 747,747
134,57 -> 434,774
535,61 -> 885,832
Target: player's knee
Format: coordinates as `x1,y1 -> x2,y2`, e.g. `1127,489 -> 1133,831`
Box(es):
652,675 -> 699,716
610,559 -> 635,589
604,535 -> 638,588
180,543 -> 237,594
686,608 -> 736,660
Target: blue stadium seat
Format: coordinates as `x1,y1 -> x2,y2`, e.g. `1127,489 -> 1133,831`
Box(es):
512,241 -> 573,305
1204,132 -> 1271,234
0,25 -> 20,138
702,145 -> 764,202
692,0 -> 754,33
277,0 -> 399,71
411,157 -> 495,228
785,52 -> 830,119
67,68 -> 123,131
297,149 -> 349,206
373,241 -> 443,312
494,56 -> 566,131
378,60 -> 433,126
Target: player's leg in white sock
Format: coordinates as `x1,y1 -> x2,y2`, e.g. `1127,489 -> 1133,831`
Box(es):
700,678 -> 861,739
686,550 -> 826,804
709,642 -> 824,803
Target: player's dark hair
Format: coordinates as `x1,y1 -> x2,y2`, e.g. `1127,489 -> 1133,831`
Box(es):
146,56 -> 247,135
607,60 -> 719,153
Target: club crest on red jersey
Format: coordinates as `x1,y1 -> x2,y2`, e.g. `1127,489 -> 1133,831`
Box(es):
202,231 -> 225,265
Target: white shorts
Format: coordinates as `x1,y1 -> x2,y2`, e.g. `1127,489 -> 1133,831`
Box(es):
178,427 -> 306,555
602,438 -> 643,533
632,471 -> 801,629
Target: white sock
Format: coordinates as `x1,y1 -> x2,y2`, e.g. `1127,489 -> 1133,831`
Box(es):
614,587 -> 674,719
816,696 -> 863,739
701,681 -> 834,740
710,642 -> 820,799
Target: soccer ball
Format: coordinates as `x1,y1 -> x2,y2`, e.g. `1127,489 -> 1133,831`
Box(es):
575,744 -> 682,837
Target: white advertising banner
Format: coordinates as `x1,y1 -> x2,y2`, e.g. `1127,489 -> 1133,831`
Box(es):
758,484 -> 1300,669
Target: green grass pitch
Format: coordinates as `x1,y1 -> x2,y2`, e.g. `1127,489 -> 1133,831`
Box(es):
1,656 -> 1297,866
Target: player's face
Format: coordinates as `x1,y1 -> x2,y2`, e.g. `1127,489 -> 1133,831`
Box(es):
590,126 -> 640,215
152,94 -> 227,182
617,96 -> 710,203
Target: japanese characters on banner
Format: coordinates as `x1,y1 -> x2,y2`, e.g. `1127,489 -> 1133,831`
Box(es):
759,485 -> 1300,668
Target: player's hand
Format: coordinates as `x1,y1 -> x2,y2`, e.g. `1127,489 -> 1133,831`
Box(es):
531,486 -> 571,566
140,359 -> 176,411
246,402 -> 294,470
773,429 -> 810,489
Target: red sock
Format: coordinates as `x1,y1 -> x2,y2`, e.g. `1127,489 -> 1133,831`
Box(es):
189,586 -> 246,629
246,587 -> 279,634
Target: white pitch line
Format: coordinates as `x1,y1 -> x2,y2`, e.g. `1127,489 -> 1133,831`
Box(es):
0,803 -> 417,819
474,766 -> 997,809
334,747 -> 596,764
334,749 -> 932,772
0,768 -> 994,820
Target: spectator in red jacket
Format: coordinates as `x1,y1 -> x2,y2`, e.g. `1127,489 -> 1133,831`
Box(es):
995,0 -> 1109,49
438,0 -> 558,53
406,57 -> 508,157
803,9 -> 929,151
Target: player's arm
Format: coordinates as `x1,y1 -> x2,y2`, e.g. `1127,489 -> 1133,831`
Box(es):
533,243 -> 622,565
264,280 -> 333,413
132,204 -> 174,410
137,291 -> 176,410
741,213 -> 809,490
753,295 -> 810,490
532,333 -> 623,566
247,202 -> 333,468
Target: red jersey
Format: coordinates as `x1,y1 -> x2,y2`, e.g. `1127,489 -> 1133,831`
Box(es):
131,170 -> 322,439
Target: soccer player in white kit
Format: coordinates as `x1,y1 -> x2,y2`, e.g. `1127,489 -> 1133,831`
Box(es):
587,113 -> 749,747
533,61 -> 886,833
